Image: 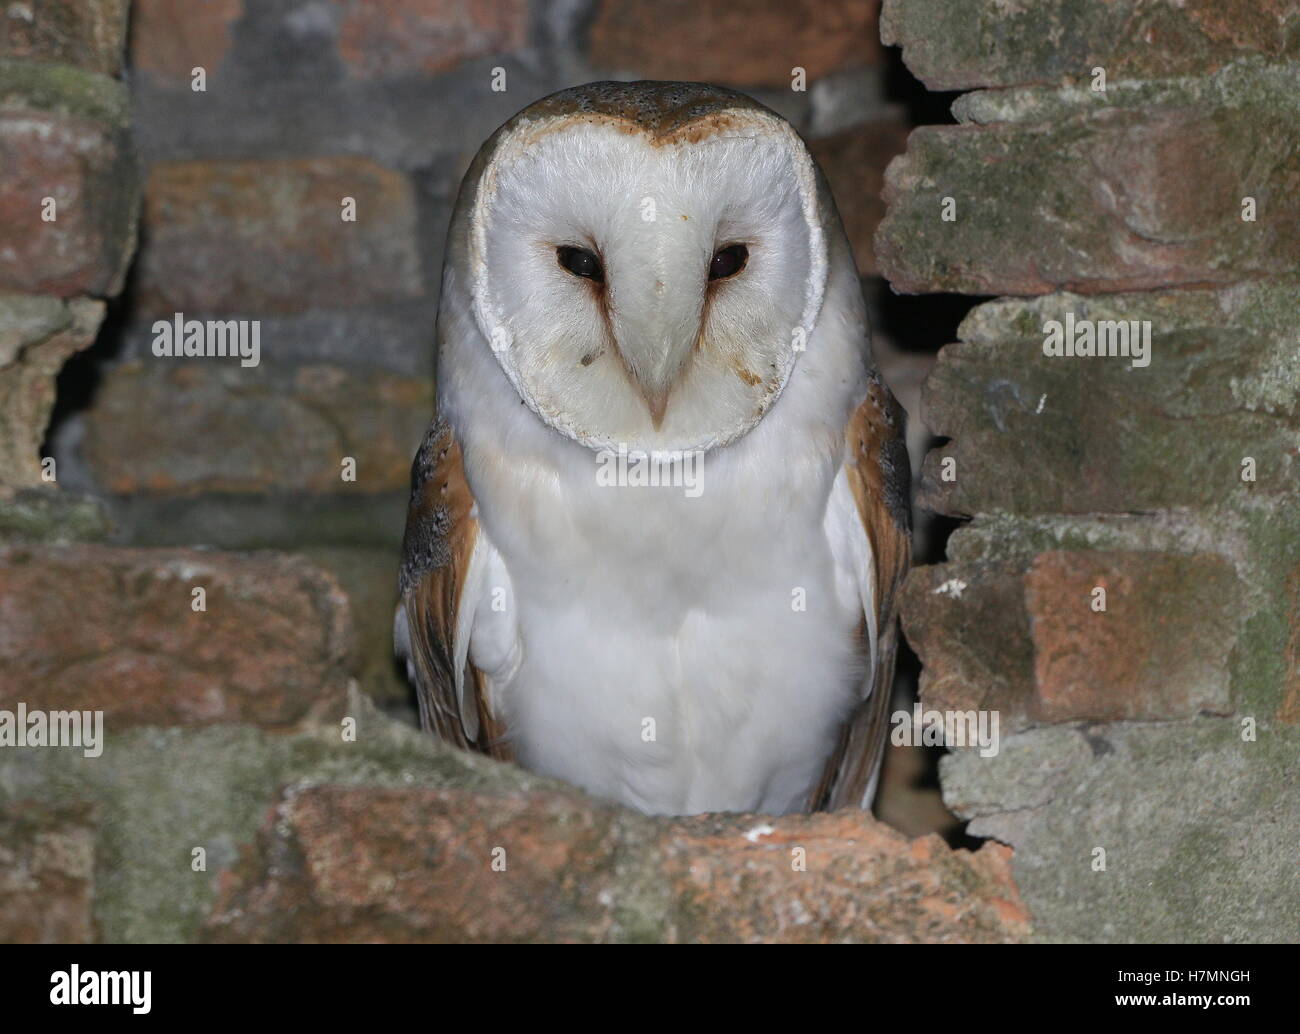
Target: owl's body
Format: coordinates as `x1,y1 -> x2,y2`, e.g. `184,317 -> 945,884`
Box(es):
397,82 -> 909,816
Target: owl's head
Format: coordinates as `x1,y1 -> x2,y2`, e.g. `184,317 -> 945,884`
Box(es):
455,81 -> 835,453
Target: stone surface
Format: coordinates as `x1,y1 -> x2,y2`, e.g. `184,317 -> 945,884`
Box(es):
0,545 -> 354,728
81,361 -> 432,497
809,119 -> 909,276
0,802 -> 96,943
137,157 -> 424,316
303,547 -> 409,708
882,0 -> 1300,91
901,547 -> 1241,731
0,295 -> 102,495
876,63 -> 1300,295
336,0 -> 528,79
204,782 -> 1028,943
589,0 -> 881,88
941,720 -> 1300,942
0,0 -> 128,76
0,107 -> 137,296
0,489 -> 112,544
1281,564 -> 1300,725
915,285 -> 1300,516
0,690 -> 1025,943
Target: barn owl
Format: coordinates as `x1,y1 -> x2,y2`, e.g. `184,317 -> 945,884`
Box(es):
396,82 -> 910,816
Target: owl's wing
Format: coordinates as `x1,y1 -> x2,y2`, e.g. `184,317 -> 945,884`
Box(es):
812,371 -> 912,811
394,417 -> 514,759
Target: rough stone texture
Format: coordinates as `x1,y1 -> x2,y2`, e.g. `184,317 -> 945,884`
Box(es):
589,0 -> 881,88
0,489 -> 112,544
304,547 -> 409,709
336,0 -> 528,79
942,720 -> 1300,942
129,0 -> 242,85
901,547 -> 1240,732
81,361 -> 432,496
1282,564 -> 1300,725
0,802 -> 96,943
137,157 -> 424,316
916,284 -> 1300,516
0,105 -> 138,297
0,295 -> 103,494
204,782 -> 1027,943
876,62 -> 1300,295
809,119 -> 909,276
882,0 -> 1300,91
0,0 -> 128,77
0,690 -> 1023,943
0,545 -> 354,729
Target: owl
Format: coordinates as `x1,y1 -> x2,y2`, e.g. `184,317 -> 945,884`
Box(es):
396,82 -> 910,816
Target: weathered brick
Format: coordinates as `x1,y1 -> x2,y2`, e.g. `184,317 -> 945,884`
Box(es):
0,295 -> 102,494
81,361 -> 432,496
882,0 -> 1300,91
809,119 -> 908,276
0,802 -> 96,943
0,109 -> 138,296
129,0 -> 241,85
901,548 -> 1240,730
204,784 -> 1028,943
137,157 -> 424,317
0,546 -> 354,728
915,285 -> 1300,517
336,0 -> 528,79
876,65 -> 1300,295
1281,564 -> 1300,725
589,0 -> 880,88
1,0 -> 128,76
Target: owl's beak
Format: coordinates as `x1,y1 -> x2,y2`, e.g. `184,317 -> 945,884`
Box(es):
608,265 -> 704,431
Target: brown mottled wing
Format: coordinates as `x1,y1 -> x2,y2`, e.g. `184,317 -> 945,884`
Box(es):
813,372 -> 912,811
395,418 -> 512,759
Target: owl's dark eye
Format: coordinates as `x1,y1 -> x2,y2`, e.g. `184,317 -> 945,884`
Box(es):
709,243 -> 748,281
557,246 -> 604,283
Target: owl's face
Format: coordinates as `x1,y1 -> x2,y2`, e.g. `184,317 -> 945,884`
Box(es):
464,87 -> 829,453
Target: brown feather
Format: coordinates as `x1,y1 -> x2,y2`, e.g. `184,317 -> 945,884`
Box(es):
398,418 -> 512,760
812,371 -> 912,811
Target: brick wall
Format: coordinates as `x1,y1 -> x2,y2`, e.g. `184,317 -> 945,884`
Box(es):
880,0 -> 1300,941
0,0 -> 1029,943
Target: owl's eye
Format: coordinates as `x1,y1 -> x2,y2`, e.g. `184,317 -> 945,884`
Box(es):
709,244 -> 748,281
557,246 -> 604,283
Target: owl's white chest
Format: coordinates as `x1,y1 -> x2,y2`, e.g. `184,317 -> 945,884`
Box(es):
465,439 -> 864,816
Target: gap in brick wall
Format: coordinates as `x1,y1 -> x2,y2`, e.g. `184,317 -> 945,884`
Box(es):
871,47 -> 985,848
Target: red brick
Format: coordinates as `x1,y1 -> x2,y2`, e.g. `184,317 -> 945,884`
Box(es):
901,550 -> 1239,730
136,157 -> 423,316
589,0 -> 881,88
0,110 -> 137,297
336,0 -> 528,79
204,784 -> 1029,943
81,361 -> 432,496
129,0 -> 241,85
1025,551 -> 1237,722
810,119 -> 909,276
0,546 -> 354,729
